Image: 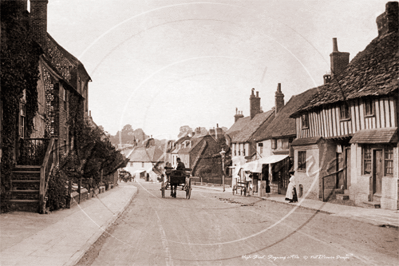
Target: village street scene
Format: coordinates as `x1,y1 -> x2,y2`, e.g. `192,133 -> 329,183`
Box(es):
0,0 -> 398,265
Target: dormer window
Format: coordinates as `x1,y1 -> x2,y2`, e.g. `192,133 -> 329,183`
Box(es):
302,114 -> 309,128
340,103 -> 351,120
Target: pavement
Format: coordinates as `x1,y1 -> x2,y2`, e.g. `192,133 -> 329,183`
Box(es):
0,181 -> 397,266
0,182 -> 138,266
192,184 -> 399,229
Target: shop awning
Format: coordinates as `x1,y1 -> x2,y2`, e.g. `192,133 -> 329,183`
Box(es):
350,127 -> 398,144
243,155 -> 289,173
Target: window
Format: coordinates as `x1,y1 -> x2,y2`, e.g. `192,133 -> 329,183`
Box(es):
234,150 -> 237,156
302,114 -> 309,128
63,88 -> 67,111
363,145 -> 371,174
258,143 -> 263,155
19,105 -> 26,138
340,103 -> 351,120
243,149 -> 246,156
282,139 -> 289,149
385,146 -> 393,176
364,99 -> 374,116
271,139 -> 277,149
298,151 -> 306,171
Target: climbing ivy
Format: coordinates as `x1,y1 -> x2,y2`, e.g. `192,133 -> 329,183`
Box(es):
1,1 -> 41,212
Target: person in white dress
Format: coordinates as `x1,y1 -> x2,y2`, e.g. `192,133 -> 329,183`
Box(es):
285,170 -> 298,203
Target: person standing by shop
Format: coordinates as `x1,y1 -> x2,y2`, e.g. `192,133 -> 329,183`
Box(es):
285,170 -> 298,203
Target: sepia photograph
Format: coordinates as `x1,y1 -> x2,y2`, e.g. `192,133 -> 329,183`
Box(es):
1,0 -> 398,265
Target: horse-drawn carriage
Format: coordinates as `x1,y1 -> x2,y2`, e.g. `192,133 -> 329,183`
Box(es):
161,167 -> 192,199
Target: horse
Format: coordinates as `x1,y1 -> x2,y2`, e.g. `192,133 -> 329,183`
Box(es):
167,169 -> 186,198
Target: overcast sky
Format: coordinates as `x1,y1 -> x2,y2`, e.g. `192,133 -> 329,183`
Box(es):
46,0 -> 386,140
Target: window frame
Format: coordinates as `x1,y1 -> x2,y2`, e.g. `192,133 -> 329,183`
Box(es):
297,151 -> 306,171
340,102 -> 351,120
271,139 -> 277,150
301,114 -> 309,129
363,145 -> 372,175
384,146 -> 393,176
364,98 -> 374,117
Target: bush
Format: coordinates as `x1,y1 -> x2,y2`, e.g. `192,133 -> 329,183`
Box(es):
46,168 -> 68,211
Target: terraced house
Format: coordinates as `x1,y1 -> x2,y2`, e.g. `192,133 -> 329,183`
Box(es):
227,89 -> 274,188
7,0 -> 91,212
290,2 -> 398,210
252,84 -> 319,195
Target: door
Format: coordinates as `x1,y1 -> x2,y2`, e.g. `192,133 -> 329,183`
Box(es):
345,148 -> 351,190
262,164 -> 269,193
373,149 -> 383,196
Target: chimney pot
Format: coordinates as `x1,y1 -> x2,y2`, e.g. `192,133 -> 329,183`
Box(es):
332,38 -> 338,52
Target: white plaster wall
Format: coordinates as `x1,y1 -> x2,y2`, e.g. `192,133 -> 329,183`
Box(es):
293,145 -> 319,200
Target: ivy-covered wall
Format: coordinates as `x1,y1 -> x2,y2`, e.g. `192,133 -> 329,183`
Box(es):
1,1 -> 42,212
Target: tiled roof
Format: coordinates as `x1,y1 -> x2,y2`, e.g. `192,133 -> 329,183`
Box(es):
291,137 -> 322,146
292,32 -> 398,117
350,127 -> 398,144
226,110 -> 274,143
253,88 -> 319,141
128,146 -> 164,162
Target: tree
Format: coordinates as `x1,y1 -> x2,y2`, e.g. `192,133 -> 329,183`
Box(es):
178,125 -> 193,138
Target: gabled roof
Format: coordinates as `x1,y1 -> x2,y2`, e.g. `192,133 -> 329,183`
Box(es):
291,31 -> 398,117
226,110 -> 274,143
128,146 -> 164,162
253,87 -> 319,141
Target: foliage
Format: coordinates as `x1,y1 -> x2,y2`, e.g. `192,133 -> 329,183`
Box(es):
1,1 -> 41,212
109,124 -> 149,146
177,125 -> 193,139
60,94 -> 128,191
46,167 -> 68,211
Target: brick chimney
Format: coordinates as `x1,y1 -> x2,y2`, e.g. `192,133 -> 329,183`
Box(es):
234,108 -> 244,122
250,88 -> 261,119
377,2 -> 399,37
16,0 -> 28,11
30,0 -> 48,49
209,128 -> 216,138
275,83 -> 284,115
216,124 -> 223,140
330,38 -> 350,79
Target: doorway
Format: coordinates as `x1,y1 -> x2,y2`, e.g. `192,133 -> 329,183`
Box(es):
372,149 -> 383,199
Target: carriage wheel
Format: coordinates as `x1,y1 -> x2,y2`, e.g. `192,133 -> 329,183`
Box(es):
232,185 -> 236,195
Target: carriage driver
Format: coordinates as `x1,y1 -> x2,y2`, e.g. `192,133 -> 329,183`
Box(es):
176,158 -> 189,190
176,157 -> 185,171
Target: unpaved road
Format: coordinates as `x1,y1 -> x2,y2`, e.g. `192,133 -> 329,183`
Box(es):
76,182 -> 398,266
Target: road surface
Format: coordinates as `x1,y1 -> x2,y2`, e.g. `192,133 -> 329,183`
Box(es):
76,182 -> 399,266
